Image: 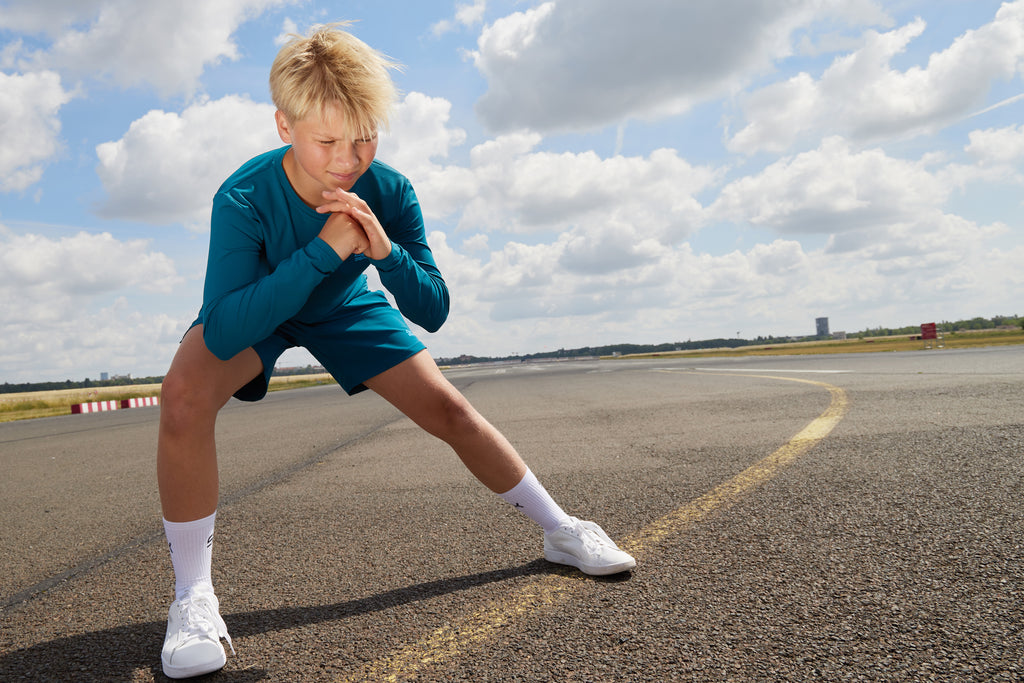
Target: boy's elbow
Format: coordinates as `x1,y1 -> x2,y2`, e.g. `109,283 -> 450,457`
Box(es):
429,294 -> 451,332
422,315 -> 446,334
415,299 -> 449,334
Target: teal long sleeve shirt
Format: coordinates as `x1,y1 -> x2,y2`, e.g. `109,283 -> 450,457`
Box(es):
197,146 -> 449,361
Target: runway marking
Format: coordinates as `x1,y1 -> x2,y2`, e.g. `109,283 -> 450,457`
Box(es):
693,367 -> 850,374
340,372 -> 848,682
629,372 -> 848,553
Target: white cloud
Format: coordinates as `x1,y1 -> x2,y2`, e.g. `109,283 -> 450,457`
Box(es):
749,239 -> 809,277
729,2 -> 1024,152
0,0 -> 107,34
12,0 -> 293,96
429,216 -> 679,339
384,123 -> 542,220
431,0 -> 488,37
379,91 -> 724,316
455,0 -> 487,26
0,228 -> 185,380
95,95 -> 280,229
711,136 -> 948,236
379,92 -> 467,180
275,18 -> 300,46
391,112 -> 719,245
0,40 -> 22,70
430,231 -> 809,350
0,297 -> 186,382
0,230 -> 180,302
558,219 -> 664,275
708,137 -> 1009,284
495,147 -> 715,241
0,70 -> 72,192
472,0 -> 889,134
796,30 -> 870,58
965,123 -> 1024,165
431,213 -> 1017,356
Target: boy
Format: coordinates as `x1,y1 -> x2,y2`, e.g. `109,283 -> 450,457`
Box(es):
158,23 -> 635,679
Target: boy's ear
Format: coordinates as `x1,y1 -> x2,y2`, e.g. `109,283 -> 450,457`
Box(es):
275,110 -> 293,143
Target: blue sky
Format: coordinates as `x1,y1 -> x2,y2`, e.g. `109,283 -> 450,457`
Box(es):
1,0 -> 1022,382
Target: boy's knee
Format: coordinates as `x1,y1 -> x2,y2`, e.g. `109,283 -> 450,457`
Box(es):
160,368 -> 219,430
427,391 -> 481,440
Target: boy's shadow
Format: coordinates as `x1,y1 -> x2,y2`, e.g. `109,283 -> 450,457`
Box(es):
1,560 -> 625,681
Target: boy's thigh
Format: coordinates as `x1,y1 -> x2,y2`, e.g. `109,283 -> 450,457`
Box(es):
167,324 -> 264,406
361,349 -> 465,426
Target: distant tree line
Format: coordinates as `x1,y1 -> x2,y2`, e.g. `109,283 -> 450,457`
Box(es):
272,364 -> 326,376
856,315 -> 1022,339
434,314 -> 1022,366
2,314 -> 1021,393
0,375 -> 165,395
434,336 -> 789,366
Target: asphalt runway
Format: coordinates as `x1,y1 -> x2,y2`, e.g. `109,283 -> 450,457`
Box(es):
1,347 -> 1022,681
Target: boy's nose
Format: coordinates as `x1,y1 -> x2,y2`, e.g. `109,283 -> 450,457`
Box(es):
335,142 -> 358,168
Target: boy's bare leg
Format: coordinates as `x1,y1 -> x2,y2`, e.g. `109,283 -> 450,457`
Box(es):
364,350 -> 637,575
157,325 -> 259,677
157,325 -> 263,522
363,350 -> 527,493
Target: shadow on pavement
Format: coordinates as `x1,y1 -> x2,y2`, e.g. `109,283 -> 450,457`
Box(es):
1,560 -> 565,681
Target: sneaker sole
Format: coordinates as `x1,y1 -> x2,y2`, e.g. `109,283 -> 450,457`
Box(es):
544,549 -> 636,576
162,647 -> 227,679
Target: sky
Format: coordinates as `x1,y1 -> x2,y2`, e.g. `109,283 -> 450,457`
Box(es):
1,0 -> 1022,383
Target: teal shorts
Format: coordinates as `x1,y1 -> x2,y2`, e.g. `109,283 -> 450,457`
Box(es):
199,290 -> 426,401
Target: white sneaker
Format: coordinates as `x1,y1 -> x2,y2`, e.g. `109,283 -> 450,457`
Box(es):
544,517 -> 636,575
161,589 -> 234,679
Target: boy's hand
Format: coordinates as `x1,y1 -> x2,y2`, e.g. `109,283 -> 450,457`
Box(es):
318,211 -> 371,261
316,188 -> 393,261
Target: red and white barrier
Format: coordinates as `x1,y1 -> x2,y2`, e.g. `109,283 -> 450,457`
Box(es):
71,396 -> 159,414
120,396 -> 160,409
71,400 -> 120,414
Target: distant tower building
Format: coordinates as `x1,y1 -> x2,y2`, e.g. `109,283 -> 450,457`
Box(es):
816,317 -> 830,338
101,372 -> 109,381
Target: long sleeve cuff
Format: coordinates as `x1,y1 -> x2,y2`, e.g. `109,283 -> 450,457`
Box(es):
306,236 -> 344,273
371,243 -> 406,272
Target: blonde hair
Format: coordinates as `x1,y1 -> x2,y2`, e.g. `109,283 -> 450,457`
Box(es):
269,22 -> 400,137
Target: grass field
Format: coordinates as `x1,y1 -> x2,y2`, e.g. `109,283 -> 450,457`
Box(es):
608,329 -> 1024,360
3,331 -> 1021,423
0,373 -> 337,423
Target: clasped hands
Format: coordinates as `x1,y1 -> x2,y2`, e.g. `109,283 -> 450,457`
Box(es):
315,188 -> 392,262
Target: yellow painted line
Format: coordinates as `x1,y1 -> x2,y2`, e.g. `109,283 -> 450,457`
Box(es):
624,372 -> 848,554
340,372 -> 848,682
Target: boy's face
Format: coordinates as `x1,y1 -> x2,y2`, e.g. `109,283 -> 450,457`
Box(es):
276,104 -> 378,206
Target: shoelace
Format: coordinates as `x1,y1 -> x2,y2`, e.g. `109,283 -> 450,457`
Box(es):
175,594 -> 236,655
568,522 -> 610,557
579,521 -> 621,550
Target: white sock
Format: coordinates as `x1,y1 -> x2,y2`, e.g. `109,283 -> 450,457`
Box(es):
164,511 -> 217,600
498,468 -> 571,532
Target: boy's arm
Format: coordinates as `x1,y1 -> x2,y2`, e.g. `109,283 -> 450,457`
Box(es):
372,239 -> 450,332
200,195 -> 344,361
319,184 -> 450,332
